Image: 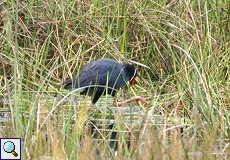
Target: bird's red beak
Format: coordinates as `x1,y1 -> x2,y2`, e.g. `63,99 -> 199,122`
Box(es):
130,77 -> 136,86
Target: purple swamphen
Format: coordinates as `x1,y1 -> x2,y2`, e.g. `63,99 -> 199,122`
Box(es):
63,58 -> 147,106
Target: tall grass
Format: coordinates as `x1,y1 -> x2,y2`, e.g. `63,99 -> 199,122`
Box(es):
0,0 -> 229,159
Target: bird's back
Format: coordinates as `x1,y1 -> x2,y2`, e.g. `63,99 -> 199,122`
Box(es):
64,59 -> 129,97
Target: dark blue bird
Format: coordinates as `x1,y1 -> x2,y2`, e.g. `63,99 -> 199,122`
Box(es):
64,58 -> 147,106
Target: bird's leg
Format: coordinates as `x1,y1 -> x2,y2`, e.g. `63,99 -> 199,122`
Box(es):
132,96 -> 148,106
114,96 -> 148,107
114,97 -> 133,107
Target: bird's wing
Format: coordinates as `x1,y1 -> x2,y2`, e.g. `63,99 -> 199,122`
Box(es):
64,60 -> 116,89
63,63 -> 97,90
77,60 -> 119,88
64,59 -> 128,92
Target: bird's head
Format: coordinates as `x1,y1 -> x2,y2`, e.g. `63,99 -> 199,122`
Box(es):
124,64 -> 137,87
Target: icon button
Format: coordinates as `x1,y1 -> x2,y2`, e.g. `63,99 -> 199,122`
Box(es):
3,141 -> 18,157
0,138 -> 21,160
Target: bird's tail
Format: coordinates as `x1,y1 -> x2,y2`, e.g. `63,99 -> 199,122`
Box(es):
63,77 -> 78,89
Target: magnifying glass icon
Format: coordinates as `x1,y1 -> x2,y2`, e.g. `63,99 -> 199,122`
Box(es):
3,141 -> 18,157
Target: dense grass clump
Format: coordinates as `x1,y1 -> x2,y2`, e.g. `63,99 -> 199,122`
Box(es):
0,0 -> 229,159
